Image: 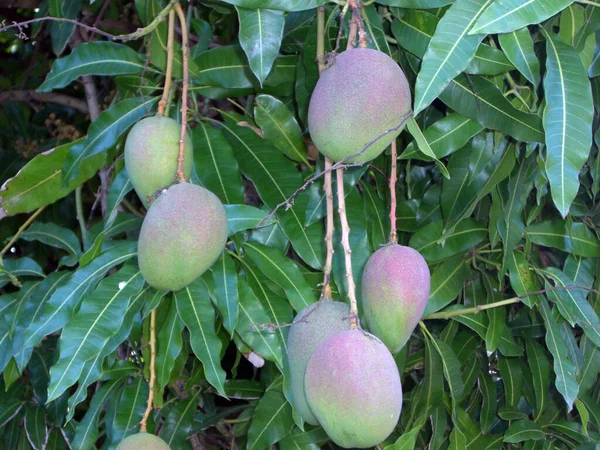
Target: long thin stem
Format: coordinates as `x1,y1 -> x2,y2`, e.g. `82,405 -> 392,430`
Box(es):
389,140 -> 398,244
336,169 -> 358,328
140,309 -> 157,432
174,2 -> 189,183
0,206 -> 46,264
75,186 -> 87,241
157,9 -> 176,116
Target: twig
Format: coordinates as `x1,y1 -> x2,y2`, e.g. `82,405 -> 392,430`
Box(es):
157,9 -> 175,116
90,0 -> 111,40
0,90 -> 88,113
140,309 -> 157,432
257,113 -> 412,226
0,0 -> 177,42
175,2 -> 189,183
0,206 -> 46,264
346,6 -> 358,50
75,184 -> 87,241
389,140 -> 398,244
336,168 -> 358,328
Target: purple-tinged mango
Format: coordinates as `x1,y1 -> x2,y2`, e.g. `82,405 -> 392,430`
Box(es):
362,244 -> 430,353
138,182 -> 227,291
307,48 -> 411,164
286,300 -> 351,425
125,115 -> 193,208
116,432 -> 171,450
304,329 -> 402,448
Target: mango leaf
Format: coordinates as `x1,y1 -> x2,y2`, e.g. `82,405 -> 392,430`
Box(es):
193,122 -> 245,205
526,339 -> 551,421
156,298 -> 184,391
440,75 -> 544,143
237,8 -> 284,86
0,140 -> 105,218
385,425 -> 421,449
542,32 -> 594,217
37,42 -> 147,92
416,333 -> 444,417
22,241 -> 137,352
159,391 -> 201,448
503,419 -> 546,443
470,0 -> 574,35
49,0 -> 84,56
62,97 -> 159,185
247,389 -> 294,450
254,94 -> 308,165
478,369 -> 497,434
538,299 -> 578,410
507,250 -> 543,308
497,355 -> 522,408
174,278 -> 227,397
244,241 -> 317,312
410,219 -> 487,262
46,266 -> 144,403
525,220 -> 600,257
579,336 -> 600,393
424,258 -> 470,315
430,336 -> 464,416
413,0 -> 494,114
0,258 -> 44,287
18,222 -> 80,267
24,404 -> 48,450
406,117 -> 450,178
498,28 -> 541,88
210,252 -> 239,335
107,377 -> 148,447
225,205 -> 275,235
218,0 -> 325,10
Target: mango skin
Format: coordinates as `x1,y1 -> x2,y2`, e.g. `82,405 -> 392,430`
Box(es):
286,300 -> 351,425
124,115 -> 193,208
362,244 -> 430,353
116,432 -> 171,450
305,329 -> 402,448
307,48 -> 411,164
138,182 -> 227,291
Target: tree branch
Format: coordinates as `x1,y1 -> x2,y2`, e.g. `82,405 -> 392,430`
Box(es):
0,90 -> 88,113
140,309 -> 157,432
174,2 -> 190,183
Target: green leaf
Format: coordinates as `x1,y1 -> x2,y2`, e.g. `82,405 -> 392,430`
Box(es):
478,369 -> 497,434
159,391 -> 202,448
225,205 -> 275,235
237,278 -> 284,368
470,0 -> 574,35
247,389 -> 294,450
193,123 -> 245,205
400,113 -> 484,161
224,380 -> 265,400
0,258 -> 44,287
37,42 -> 147,92
254,94 -> 308,165
465,43 -> 515,75
526,339 -> 551,420
108,377 -> 148,446
498,29 -> 541,88
244,241 -> 317,312
24,405 -> 47,450
219,120 -> 324,269
46,266 -> 144,403
174,278 -> 227,397
237,8 -> 284,86
18,222 -> 80,267
413,0 -> 494,114
440,75 -> 545,143
430,337 -> 464,416
497,355 -> 522,408
384,424 -> 421,449
525,220 -> 600,257
410,219 -> 487,262
538,298 -> 579,410
416,333 -> 444,416
218,0 -> 325,11
22,241 -> 137,352
503,419 -> 546,443
424,258 -> 470,314
211,252 -> 239,335
156,298 -> 184,391
62,97 -> 159,185
49,0 -> 84,56
406,117 -> 450,178
0,140 -> 105,218
542,31 -> 594,217
507,250 -> 543,308
375,0 -> 455,6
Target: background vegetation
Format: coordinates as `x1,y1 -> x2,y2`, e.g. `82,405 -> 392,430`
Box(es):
0,0 -> 599,448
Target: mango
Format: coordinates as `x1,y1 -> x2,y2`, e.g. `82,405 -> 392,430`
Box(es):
137,182 -> 227,291
362,244 -> 430,353
286,300 -> 351,425
307,48 -> 411,164
124,115 -> 193,208
116,432 -> 171,450
304,329 -> 402,448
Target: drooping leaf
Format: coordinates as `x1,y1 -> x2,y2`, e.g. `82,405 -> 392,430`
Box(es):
49,0 -> 84,56
410,219 -> 487,262
107,377 -> 148,447
498,28 -> 541,88
526,339 -> 551,420
24,404 -> 47,450
37,42 -> 147,92
17,222 -> 80,267
159,390 -> 202,448
424,258 -> 470,315
156,298 -> 184,391
503,419 -> 546,443
210,252 -> 240,335
225,205 -> 275,235
525,220 -> 600,257
542,32 -> 594,217
247,389 -> 294,450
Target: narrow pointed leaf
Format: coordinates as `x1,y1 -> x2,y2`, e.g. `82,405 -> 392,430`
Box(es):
225,205 -> 275,235
159,391 -> 201,448
525,220 -> 600,257
526,339 -> 551,420
503,419 -> 546,443
24,405 -> 48,450
108,378 -> 149,447
211,252 -> 239,335
247,389 -> 294,450
156,299 -> 184,391
18,222 -> 81,267
499,29 -> 541,88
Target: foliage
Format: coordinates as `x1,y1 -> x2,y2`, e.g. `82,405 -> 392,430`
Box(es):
0,0 -> 599,449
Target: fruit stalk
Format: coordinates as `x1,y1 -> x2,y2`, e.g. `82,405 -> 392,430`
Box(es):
175,2 -> 189,183
336,168 -> 359,328
140,309 -> 157,432
389,139 -> 397,244
157,9 -> 175,116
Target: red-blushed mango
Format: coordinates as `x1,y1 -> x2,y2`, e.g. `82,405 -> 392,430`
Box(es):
124,115 -> 193,208
304,329 -> 402,448
307,48 -> 411,164
286,300 -> 351,425
138,182 -> 227,291
116,432 -> 171,450
362,244 -> 430,353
